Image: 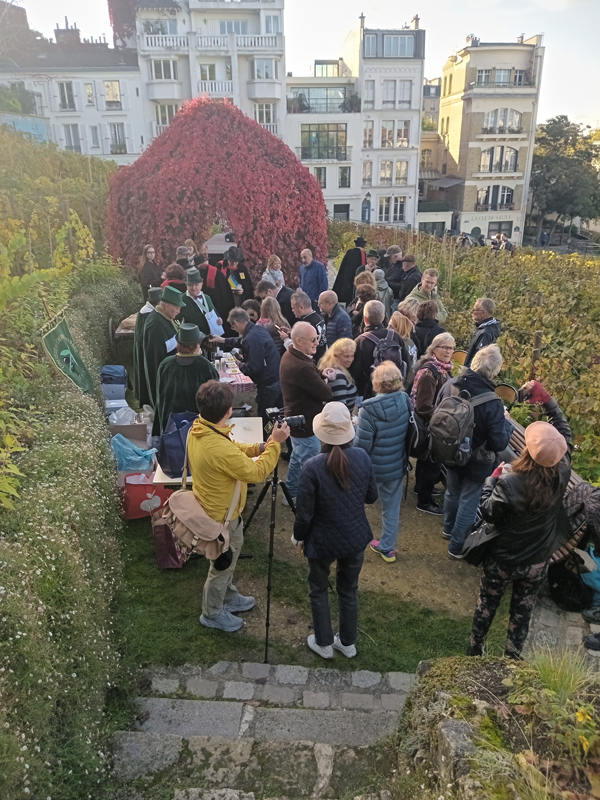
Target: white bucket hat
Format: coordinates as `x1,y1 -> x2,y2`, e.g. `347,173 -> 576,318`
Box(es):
313,402 -> 355,446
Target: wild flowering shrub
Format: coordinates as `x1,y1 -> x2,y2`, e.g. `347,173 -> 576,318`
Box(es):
106,97 -> 329,283
0,272 -> 141,799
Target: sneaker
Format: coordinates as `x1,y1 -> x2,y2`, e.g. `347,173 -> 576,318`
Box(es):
466,643 -> 483,657
447,549 -> 464,561
441,530 -> 452,540
282,495 -> 296,507
582,607 -> 600,625
369,540 -> 396,563
584,632 -> 600,651
416,502 -> 444,516
307,634 -> 333,659
223,594 -> 255,613
333,633 -> 357,658
200,610 -> 244,632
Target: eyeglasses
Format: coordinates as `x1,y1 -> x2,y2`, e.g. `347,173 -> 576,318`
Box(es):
437,346 -> 455,352
301,336 -> 319,343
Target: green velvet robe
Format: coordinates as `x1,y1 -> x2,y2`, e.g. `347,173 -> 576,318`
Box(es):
142,310 -> 178,409
155,354 -> 219,433
133,306 -> 155,407
181,293 -> 213,336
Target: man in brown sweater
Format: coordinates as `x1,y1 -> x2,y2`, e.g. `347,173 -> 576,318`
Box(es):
280,321 -> 333,502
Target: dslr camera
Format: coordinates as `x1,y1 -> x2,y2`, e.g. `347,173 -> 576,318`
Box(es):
265,407 -> 305,434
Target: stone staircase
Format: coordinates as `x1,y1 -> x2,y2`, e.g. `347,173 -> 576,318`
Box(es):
112,661 -> 415,799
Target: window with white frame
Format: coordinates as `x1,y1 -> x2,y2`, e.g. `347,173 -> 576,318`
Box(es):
398,80 -> 411,108
395,161 -> 408,186
155,104 -> 178,126
483,108 -> 522,133
58,81 -> 75,110
362,161 -> 372,186
265,15 -> 280,34
495,69 -> 510,86
480,145 -> 518,173
143,19 -> 177,35
363,120 -> 373,148
84,83 -> 94,105
379,196 -> 406,223
396,120 -> 410,147
90,125 -> 100,148
199,64 -> 216,82
254,103 -> 274,124
63,124 -> 80,152
379,196 -> 391,223
364,34 -> 376,56
252,59 -> 278,80
109,122 -> 126,155
477,69 -> 491,86
380,160 -> 393,186
381,120 -> 394,148
339,166 -> 351,188
393,196 -> 405,222
363,80 -> 374,110
477,187 -> 489,206
421,148 -> 432,167
314,166 -> 326,188
151,60 -> 178,81
382,80 -> 396,108
104,81 -> 122,109
514,70 -> 525,86
500,186 -> 514,206
220,20 -> 248,35
383,35 -> 414,57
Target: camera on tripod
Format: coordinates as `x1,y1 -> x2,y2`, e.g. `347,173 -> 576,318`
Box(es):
265,407 -> 305,435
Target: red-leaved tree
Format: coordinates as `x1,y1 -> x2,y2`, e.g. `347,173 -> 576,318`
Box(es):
106,98 -> 328,285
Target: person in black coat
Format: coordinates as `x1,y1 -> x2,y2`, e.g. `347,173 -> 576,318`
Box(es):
137,244 -> 162,303
292,402 -> 378,659
413,300 -> 446,357
465,298 -> 502,366
198,262 -> 236,336
255,279 -> 296,327
211,307 -> 282,431
467,381 -> 572,659
439,345 -> 513,559
396,255 -> 423,303
222,246 -> 254,303
332,236 -> 367,304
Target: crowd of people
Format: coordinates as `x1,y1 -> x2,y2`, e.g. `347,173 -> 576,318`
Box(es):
133,236 -> 599,659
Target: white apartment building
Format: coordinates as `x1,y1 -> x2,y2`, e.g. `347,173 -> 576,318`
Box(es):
134,0 -> 286,144
284,18 -> 425,228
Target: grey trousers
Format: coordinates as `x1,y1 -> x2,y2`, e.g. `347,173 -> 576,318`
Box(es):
202,516 -> 244,618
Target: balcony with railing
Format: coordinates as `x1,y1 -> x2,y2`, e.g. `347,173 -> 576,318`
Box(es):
196,33 -> 283,51
197,35 -> 229,50
296,146 -> 352,162
152,123 -> 169,140
477,126 -> 527,140
198,80 -> 234,96
474,203 -> 516,212
143,34 -> 189,51
260,122 -> 279,135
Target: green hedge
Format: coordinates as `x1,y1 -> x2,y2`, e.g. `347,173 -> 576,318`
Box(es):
0,272 -> 141,799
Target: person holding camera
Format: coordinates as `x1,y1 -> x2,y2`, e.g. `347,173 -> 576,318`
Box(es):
280,321 -> 334,504
190,380 -> 290,632
292,402 -> 378,659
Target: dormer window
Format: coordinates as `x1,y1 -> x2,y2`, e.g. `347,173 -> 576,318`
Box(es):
383,35 -> 414,58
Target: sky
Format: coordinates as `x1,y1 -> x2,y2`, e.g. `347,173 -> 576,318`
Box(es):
19,0 -> 600,128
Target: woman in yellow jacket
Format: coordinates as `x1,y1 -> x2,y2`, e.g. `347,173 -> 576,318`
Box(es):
188,380 -> 289,632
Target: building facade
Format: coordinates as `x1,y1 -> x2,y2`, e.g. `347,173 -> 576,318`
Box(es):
437,35 -> 544,244
423,77 -> 441,126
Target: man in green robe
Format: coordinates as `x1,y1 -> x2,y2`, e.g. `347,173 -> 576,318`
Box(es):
155,323 -> 219,433
133,287 -> 162,407
181,268 -> 221,336
142,285 -> 185,412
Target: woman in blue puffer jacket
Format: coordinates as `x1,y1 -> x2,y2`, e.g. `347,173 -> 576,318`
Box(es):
354,362 -> 411,563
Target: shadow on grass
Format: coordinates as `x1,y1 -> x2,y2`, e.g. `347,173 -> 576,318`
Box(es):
116,518 -> 511,673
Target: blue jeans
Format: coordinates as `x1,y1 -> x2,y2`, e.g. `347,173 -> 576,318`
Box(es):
444,469 -> 486,555
377,478 -> 403,553
285,434 -> 321,498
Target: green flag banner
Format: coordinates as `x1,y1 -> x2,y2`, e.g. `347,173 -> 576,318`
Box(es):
41,314 -> 94,394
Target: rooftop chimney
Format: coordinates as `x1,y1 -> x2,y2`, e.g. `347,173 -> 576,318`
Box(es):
54,16 -> 81,46
517,34 -> 524,44
359,13 -> 365,30
465,34 -> 480,47
410,15 -> 420,30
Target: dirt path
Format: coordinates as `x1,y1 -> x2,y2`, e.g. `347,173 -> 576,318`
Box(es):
244,458 -> 482,619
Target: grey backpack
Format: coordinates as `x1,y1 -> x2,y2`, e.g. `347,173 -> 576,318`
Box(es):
429,386 -> 501,467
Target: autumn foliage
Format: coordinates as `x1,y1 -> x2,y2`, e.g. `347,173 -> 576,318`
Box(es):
106,98 -> 329,284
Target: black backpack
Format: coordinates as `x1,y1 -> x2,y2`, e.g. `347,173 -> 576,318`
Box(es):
365,330 -> 406,377
429,386 -> 501,467
548,556 -> 595,612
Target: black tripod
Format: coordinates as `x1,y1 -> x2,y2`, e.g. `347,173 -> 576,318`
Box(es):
244,463 -> 295,663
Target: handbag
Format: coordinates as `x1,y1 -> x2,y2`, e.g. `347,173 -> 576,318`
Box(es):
157,412 -> 197,478
151,432 -> 242,569
404,394 -> 431,461
461,520 -> 504,566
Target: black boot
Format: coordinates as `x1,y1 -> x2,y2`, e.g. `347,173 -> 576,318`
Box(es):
466,642 -> 483,657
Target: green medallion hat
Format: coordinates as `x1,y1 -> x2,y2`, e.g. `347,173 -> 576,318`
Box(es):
148,287 -> 163,304
161,285 -> 186,307
176,323 -> 206,345
185,268 -> 203,284
367,249 -> 379,258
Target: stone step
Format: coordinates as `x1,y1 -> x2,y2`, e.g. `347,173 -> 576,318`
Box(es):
135,697 -> 400,746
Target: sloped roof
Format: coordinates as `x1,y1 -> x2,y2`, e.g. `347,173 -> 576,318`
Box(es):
0,45 -> 138,72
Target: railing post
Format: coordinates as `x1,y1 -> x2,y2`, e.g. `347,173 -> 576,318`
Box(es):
530,291 -> 543,377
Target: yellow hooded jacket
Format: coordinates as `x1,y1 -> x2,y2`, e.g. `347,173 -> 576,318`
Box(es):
188,416 -> 281,522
